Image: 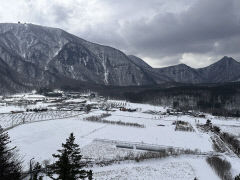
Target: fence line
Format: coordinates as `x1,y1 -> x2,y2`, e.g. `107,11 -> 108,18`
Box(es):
2,111 -> 86,132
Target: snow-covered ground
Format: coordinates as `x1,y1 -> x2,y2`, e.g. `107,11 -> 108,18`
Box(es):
8,119 -> 104,167
219,125 -> 240,138
7,115 -> 212,169
1,97 -> 240,179
37,156 -> 221,180
93,156 -> 220,180
0,105 -> 25,113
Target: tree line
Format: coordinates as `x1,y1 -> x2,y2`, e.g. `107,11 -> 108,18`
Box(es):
120,83 -> 240,117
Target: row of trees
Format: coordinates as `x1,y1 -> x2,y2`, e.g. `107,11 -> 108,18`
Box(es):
206,156 -> 232,180
0,126 -> 92,180
205,120 -> 240,156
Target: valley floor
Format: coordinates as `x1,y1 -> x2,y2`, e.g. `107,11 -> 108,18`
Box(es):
1,96 -> 240,179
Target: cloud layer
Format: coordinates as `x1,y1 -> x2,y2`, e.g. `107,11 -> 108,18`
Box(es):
0,0 -> 239,67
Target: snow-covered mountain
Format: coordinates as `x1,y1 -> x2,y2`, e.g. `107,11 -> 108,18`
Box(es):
0,58 -> 28,93
131,55 -> 240,84
0,23 -> 156,93
128,55 -> 153,69
155,64 -> 205,84
0,23 -> 240,93
197,56 -> 240,83
154,56 -> 240,84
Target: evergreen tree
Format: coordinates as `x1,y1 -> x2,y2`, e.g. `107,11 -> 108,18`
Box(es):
235,174 -> 240,180
48,133 -> 91,180
0,126 -> 22,180
32,162 -> 43,180
85,105 -> 91,113
88,170 -> 93,180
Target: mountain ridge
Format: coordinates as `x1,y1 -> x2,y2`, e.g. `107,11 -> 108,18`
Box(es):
0,23 -> 156,88
0,23 -> 239,93
153,56 -> 240,84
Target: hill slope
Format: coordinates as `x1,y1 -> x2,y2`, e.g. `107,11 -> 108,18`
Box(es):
0,23 -> 157,94
154,56 -> 240,84
0,23 -> 240,94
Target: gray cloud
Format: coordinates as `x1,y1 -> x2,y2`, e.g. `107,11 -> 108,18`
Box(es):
120,0 -> 240,66
0,0 -> 239,67
51,4 -> 73,23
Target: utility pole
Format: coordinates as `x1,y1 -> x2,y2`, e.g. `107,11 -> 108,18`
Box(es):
30,158 -> 35,180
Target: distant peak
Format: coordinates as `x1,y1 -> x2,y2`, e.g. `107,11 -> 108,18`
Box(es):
178,63 -> 188,66
206,56 -> 240,69
222,56 -> 233,60
176,63 -> 191,68
218,56 -> 237,64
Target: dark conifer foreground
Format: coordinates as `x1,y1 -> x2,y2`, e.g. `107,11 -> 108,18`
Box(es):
235,174 -> 240,180
0,126 -> 22,180
48,133 -> 92,180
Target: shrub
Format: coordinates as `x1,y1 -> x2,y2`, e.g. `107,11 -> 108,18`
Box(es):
173,121 -> 194,132
84,115 -> 145,128
213,126 -> 221,133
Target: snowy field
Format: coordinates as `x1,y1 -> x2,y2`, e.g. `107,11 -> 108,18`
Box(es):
1,96 -> 240,179
93,156 -> 219,180
219,125 -> 240,138
0,105 -> 26,113
7,115 -> 213,168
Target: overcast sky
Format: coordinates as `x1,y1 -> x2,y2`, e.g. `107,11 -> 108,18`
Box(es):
0,0 -> 240,68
